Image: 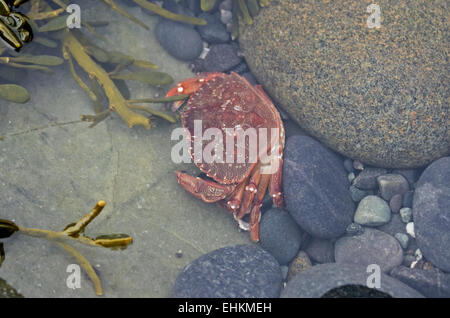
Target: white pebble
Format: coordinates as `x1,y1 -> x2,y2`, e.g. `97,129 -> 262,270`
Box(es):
406,222 -> 415,238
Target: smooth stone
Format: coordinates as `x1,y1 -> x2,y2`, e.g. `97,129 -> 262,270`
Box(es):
377,174 -> 410,201
155,19 -> 203,61
390,266 -> 450,298
287,251 -> 312,282
335,228 -> 403,273
354,195 -> 391,227
281,263 -> 423,298
413,157 -> 450,272
196,13 -> 230,44
353,160 -> 364,171
283,135 -> 355,239
240,0 -> 449,168
347,172 -> 355,183
172,245 -> 282,298
352,168 -> 388,190
202,43 -> 242,72
389,194 -> 403,213
395,233 -> 410,250
349,185 -> 372,202
391,169 -> 421,186
304,238 -> 335,264
259,208 -> 304,265
399,207 -> 413,223
343,158 -> 354,173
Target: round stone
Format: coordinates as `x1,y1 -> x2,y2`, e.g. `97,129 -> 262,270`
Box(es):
155,19 -> 203,61
259,208 -> 304,265
283,135 -> 355,239
334,228 -> 403,273
281,263 -> 423,298
354,195 -> 391,227
172,245 -> 282,298
413,157 -> 450,272
240,0 -> 449,168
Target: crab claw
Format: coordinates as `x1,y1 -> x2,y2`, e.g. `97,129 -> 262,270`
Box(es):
166,72 -> 223,111
175,171 -> 234,203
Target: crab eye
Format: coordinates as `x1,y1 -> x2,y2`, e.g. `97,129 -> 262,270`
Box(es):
10,13 -> 24,28
19,29 -> 29,42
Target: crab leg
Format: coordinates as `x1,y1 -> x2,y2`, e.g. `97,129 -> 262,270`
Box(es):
249,173 -> 272,242
219,177 -> 248,213
175,171 -> 234,203
237,163 -> 261,219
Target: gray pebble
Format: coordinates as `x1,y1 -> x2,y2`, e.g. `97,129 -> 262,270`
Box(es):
395,232 -> 410,249
352,167 -> 388,190
346,222 -> 365,236
399,207 -> 413,223
377,174 -> 410,201
347,172 -> 355,183
343,158 -> 354,173
349,185 -> 373,202
354,195 -> 391,226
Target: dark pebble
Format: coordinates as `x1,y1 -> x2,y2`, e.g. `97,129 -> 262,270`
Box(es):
281,263 -> 423,298
352,168 -> 388,190
172,245 -> 282,298
155,19 -> 203,61
413,157 -> 450,272
389,194 -> 403,213
196,13 -> 230,44
304,238 -> 335,264
283,135 -> 355,239
203,43 -> 242,72
377,174 -> 410,201
390,266 -> 450,298
402,190 -> 414,208
259,208 -> 304,265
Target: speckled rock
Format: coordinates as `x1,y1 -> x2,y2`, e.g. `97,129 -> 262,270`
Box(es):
413,157 -> 450,272
282,263 -> 423,298
172,245 -> 282,298
335,228 -> 403,273
352,168 -> 388,190
259,208 -> 304,265
283,135 -> 355,239
287,251 -> 312,282
240,0 -> 449,168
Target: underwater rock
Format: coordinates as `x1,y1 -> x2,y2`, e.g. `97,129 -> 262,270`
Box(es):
155,18 -> 203,61
283,135 -> 355,239
413,157 -> 450,272
172,245 -> 282,298
259,208 -> 304,265
281,263 -> 423,298
335,228 -> 403,273
240,0 -> 449,168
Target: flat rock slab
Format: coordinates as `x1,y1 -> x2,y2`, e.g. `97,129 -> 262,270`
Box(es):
172,245 -> 282,298
413,157 -> 450,272
240,0 -> 449,168
281,263 -> 423,298
0,2 -> 250,297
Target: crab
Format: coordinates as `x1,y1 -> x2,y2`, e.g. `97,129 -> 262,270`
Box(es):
167,72 -> 285,242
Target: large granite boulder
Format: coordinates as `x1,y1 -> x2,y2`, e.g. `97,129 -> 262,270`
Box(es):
240,0 -> 449,168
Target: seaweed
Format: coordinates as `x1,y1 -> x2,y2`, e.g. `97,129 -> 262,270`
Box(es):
0,0 -> 207,129
0,200 -> 133,296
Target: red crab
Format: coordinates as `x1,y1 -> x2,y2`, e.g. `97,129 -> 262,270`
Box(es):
167,72 -> 285,242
